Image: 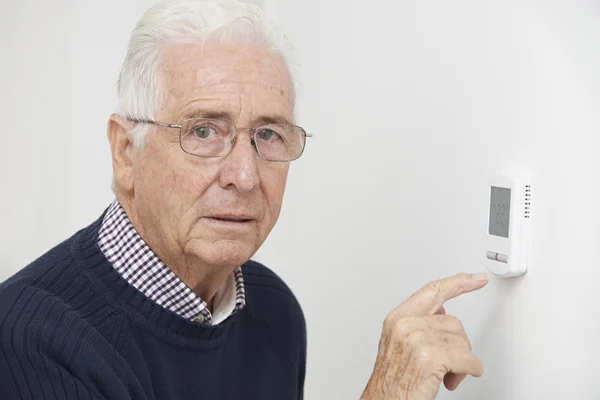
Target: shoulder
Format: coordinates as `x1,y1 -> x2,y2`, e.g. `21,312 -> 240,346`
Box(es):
0,266 -> 126,399
0,234 -> 122,356
0,228 -> 84,303
0,237 -> 74,308
242,260 -> 300,301
0,237 -> 127,393
241,259 -> 306,351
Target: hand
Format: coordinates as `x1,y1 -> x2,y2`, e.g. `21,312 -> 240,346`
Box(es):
361,273 -> 489,400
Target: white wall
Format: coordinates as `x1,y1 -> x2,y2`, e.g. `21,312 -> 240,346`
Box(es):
256,0 -> 600,399
0,0 -> 153,270
1,1 -> 599,399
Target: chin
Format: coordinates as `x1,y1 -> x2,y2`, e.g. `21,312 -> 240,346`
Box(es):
187,239 -> 256,268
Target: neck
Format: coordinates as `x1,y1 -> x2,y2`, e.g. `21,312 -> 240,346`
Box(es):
116,193 -> 233,306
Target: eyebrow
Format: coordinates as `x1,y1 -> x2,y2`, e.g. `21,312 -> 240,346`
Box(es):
181,108 -> 293,126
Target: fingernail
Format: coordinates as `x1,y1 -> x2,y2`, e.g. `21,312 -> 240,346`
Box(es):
471,273 -> 489,281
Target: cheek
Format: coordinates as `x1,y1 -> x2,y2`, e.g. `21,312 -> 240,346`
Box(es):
134,142 -> 218,212
135,145 -> 175,195
261,164 -> 290,222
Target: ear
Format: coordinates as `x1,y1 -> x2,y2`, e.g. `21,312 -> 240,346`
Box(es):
107,113 -> 135,194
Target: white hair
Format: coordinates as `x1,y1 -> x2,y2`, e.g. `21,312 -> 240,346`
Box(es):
116,0 -> 296,148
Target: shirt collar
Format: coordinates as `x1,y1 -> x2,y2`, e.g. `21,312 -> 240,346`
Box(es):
97,200 -> 245,325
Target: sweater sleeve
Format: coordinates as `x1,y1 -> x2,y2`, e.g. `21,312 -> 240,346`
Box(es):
0,349 -> 100,400
0,279 -> 132,400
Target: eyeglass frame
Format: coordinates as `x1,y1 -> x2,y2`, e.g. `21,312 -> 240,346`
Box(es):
129,117 -> 312,162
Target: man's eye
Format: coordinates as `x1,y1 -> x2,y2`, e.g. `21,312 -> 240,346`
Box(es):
257,129 -> 280,141
193,126 -> 216,139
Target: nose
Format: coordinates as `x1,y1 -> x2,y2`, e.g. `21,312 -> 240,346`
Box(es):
217,130 -> 260,193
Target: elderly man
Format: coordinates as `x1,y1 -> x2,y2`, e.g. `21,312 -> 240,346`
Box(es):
0,0 -> 487,399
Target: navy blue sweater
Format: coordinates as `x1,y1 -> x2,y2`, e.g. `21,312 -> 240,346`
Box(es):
0,215 -> 306,399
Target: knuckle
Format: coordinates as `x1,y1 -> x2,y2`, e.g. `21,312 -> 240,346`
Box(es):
459,335 -> 472,350
451,274 -> 471,292
446,315 -> 465,332
383,313 -> 401,334
425,279 -> 444,296
404,329 -> 426,347
391,318 -> 418,340
383,313 -> 396,330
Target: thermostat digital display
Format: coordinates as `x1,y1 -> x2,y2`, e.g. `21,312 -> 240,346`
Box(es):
489,187 -> 511,238
484,175 -> 532,277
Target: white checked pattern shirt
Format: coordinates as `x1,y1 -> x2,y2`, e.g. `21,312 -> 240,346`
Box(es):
98,200 -> 245,325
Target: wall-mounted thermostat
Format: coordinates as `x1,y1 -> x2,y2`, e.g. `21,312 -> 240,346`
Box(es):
484,175 -> 532,277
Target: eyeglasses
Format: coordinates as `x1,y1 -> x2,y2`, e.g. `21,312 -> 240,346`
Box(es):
130,117 -> 312,162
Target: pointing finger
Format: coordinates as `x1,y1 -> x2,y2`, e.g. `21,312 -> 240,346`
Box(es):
395,273 -> 488,317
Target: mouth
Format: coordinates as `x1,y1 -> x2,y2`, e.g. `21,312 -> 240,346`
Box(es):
208,217 -> 253,223
203,214 -> 256,229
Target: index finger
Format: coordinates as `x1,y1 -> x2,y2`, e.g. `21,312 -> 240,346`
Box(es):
395,273 -> 489,317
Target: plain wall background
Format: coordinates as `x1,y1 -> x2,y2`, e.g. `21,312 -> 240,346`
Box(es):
2,1 -> 599,399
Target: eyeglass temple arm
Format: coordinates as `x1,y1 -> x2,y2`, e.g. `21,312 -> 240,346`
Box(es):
129,118 -> 182,129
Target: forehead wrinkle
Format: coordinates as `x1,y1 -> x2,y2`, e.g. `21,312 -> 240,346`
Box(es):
171,82 -> 287,106
177,90 -> 241,119
237,91 -> 246,124
165,64 -> 290,104
160,44 -> 295,124
176,81 -> 288,98
180,95 -> 237,110
174,84 -> 292,122
162,43 -> 291,86
165,61 -> 287,94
